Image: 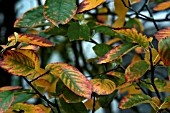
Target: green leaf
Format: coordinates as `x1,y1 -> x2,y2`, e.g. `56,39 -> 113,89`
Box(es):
59,97 -> 87,113
98,90 -> 118,108
56,79 -> 85,103
43,0 -> 77,26
90,78 -> 116,95
44,24 -> 68,36
67,22 -> 91,41
93,44 -> 112,57
113,28 -> 150,48
140,78 -> 167,92
45,62 -> 92,99
13,92 -> 34,104
119,94 -> 152,109
87,21 -> 116,36
125,18 -> 144,32
0,50 -> 37,76
158,36 -> 170,66
14,6 -> 47,28
125,60 -> 149,82
95,26 -> 116,36
0,91 -> 14,112
98,43 -> 138,64
10,103 -> 45,113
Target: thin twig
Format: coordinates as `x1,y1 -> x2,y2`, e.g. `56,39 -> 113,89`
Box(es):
149,48 -> 161,99
136,82 -> 147,95
23,77 -> 61,113
92,93 -> 96,113
30,70 -> 50,83
144,1 -> 159,31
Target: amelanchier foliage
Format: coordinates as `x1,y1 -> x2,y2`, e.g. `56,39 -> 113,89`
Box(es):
0,0 -> 170,113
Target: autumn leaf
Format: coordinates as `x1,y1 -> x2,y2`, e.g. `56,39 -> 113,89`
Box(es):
77,0 -> 105,13
154,27 -> 170,41
45,62 -> 92,99
153,1 -> 170,11
113,28 -> 150,48
0,50 -> 38,76
129,0 -> 141,4
0,86 -> 22,92
158,37 -> 170,66
8,33 -> 55,47
119,94 -> 152,109
125,60 -> 149,82
90,78 -> 116,95
43,0 -> 77,26
113,0 -> 128,27
84,99 -> 101,110
98,43 -> 138,64
144,48 -> 160,66
10,103 -> 45,113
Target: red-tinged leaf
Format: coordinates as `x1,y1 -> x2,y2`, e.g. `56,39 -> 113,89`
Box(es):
98,43 -> 138,64
0,86 -> 22,92
0,91 -> 14,113
125,18 -> 144,32
77,0 -> 105,13
14,6 -> 46,28
43,0 -> 77,26
45,62 -> 92,99
0,50 -> 37,76
8,34 -> 55,47
10,103 -> 45,113
155,27 -> 170,41
119,94 -> 152,109
158,37 -> 170,66
125,60 -> 149,82
90,78 -> 116,95
153,1 -> 170,11
113,28 -> 150,48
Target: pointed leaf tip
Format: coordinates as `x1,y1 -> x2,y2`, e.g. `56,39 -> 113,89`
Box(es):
77,0 -> 105,13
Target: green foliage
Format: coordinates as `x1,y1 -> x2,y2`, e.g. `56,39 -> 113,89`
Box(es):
0,0 -> 170,113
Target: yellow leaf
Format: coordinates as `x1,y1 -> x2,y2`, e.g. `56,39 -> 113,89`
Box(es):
113,0 -> 128,27
97,7 -> 108,22
131,54 -> 141,63
153,1 -> 170,11
77,0 -> 106,13
0,86 -> 22,92
144,48 -> 160,66
129,0 -> 141,5
37,104 -> 51,113
150,97 -> 161,110
119,84 -> 142,94
84,99 -> 101,110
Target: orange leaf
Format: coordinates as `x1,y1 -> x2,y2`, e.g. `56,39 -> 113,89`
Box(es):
153,1 -> 170,11
77,0 -> 105,13
154,27 -> 170,41
0,86 -> 22,92
8,34 -> 55,47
